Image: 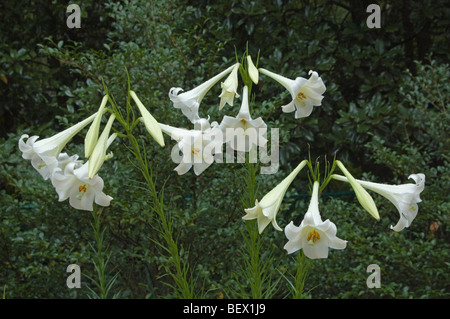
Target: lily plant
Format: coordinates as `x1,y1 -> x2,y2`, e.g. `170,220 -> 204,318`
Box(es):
18,48 -> 428,302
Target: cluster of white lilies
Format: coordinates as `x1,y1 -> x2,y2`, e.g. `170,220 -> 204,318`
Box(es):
18,53 -> 425,259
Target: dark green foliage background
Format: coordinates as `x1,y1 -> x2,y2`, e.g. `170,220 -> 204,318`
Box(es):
0,0 -> 448,298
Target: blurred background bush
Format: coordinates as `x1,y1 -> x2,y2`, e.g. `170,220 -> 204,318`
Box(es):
0,0 -> 448,298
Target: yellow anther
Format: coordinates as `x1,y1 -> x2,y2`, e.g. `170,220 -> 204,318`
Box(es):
76,184 -> 88,200
297,91 -> 306,100
191,147 -> 201,155
307,229 -> 320,245
78,184 -> 87,193
296,91 -> 307,106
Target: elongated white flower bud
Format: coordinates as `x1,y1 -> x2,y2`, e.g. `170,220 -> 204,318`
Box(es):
247,55 -> 259,84
335,160 -> 380,220
130,90 -> 165,147
88,114 -> 116,179
85,95 -> 109,158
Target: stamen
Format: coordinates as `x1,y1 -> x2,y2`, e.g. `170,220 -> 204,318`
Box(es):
296,91 -> 307,106
297,92 -> 306,100
76,184 -> 88,200
191,147 -> 201,155
307,229 -> 320,245
78,184 -> 87,193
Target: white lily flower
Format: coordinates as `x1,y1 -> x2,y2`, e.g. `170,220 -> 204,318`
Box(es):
51,160 -> 113,211
243,160 -> 308,233
332,173 -> 425,231
219,63 -> 240,110
88,115 -> 116,179
284,181 -> 347,259
130,90 -> 165,147
335,160 -> 380,220
18,112 -> 97,180
51,134 -> 116,211
84,95 -> 108,158
219,85 -> 267,152
56,153 -> 83,171
169,63 -> 239,123
247,55 -> 259,84
259,68 -> 326,119
160,119 -> 223,176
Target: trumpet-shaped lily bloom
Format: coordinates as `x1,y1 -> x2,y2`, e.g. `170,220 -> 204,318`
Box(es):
169,63 -> 239,123
130,90 -> 165,147
19,112 -> 97,180
259,68 -> 326,119
243,160 -> 307,233
51,160 -> 113,211
160,119 -> 223,176
51,134 -> 116,211
332,173 -> 425,231
284,181 -> 347,259
219,63 -> 240,110
56,153 -> 83,171
335,160 -> 380,220
219,86 -> 267,152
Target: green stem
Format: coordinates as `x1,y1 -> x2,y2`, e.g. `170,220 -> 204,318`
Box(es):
291,251 -> 310,299
125,127 -> 194,298
239,160 -> 280,299
120,91 -> 193,298
242,161 -> 263,298
103,73 -> 193,298
88,207 -> 118,299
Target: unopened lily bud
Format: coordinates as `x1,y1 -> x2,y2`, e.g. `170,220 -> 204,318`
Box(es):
247,55 -> 259,84
130,90 -> 165,148
85,95 -> 108,158
335,160 -> 380,220
88,114 -> 116,179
